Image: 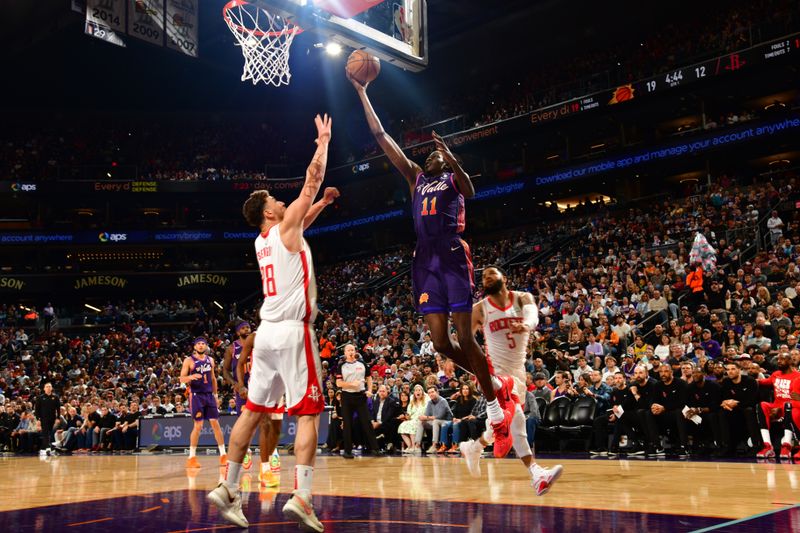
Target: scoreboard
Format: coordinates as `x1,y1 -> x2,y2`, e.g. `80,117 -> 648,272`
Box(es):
606,33 -> 800,105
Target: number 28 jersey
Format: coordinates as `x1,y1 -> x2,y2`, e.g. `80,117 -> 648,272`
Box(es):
255,225 -> 318,324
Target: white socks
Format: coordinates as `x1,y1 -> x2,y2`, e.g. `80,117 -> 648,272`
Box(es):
295,465 -> 313,498
761,429 -> 772,446
189,446 -> 196,458
486,399 -> 504,424
782,429 -> 794,445
219,444 -> 227,456
224,461 -> 243,491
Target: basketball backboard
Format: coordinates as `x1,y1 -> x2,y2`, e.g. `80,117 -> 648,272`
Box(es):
257,0 -> 428,72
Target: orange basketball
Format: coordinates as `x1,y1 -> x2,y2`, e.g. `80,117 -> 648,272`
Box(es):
346,50 -> 380,86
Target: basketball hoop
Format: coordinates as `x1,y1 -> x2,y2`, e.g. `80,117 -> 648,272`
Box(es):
222,0 -> 303,87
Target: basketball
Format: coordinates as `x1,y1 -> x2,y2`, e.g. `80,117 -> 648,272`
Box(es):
346,50 -> 380,86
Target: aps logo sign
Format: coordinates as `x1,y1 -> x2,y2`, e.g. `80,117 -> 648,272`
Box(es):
11,183 -> 37,192
98,232 -> 128,242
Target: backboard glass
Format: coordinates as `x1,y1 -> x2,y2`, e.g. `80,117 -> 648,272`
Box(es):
258,0 -> 428,71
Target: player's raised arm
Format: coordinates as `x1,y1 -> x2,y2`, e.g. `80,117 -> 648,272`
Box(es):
303,187 -> 340,230
349,77 -> 421,193
432,131 -> 475,199
281,113 -> 332,251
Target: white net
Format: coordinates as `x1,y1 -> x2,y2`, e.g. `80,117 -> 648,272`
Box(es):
223,1 -> 302,87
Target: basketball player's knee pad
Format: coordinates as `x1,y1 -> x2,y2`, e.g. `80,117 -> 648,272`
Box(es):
511,407 -> 532,459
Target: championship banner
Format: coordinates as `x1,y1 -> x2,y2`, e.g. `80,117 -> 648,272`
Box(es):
127,0 -> 165,46
166,0 -> 198,57
85,0 -> 127,48
138,411 -> 331,448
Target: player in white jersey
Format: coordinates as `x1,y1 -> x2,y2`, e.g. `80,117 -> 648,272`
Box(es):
460,266 -> 563,496
208,114 -> 332,532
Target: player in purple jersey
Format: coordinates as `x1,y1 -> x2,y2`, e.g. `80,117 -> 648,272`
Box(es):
351,78 -> 516,456
180,337 -> 228,468
222,322 -> 253,415
222,322 -> 255,470
222,321 -> 284,485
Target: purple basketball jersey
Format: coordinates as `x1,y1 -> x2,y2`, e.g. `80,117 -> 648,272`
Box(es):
412,171 -> 465,241
189,354 -> 213,395
231,340 -> 249,384
410,171 -> 473,315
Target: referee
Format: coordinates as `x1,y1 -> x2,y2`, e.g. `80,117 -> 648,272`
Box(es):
336,344 -> 381,459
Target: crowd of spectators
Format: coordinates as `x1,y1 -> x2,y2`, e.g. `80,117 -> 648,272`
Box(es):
2,168 -> 800,460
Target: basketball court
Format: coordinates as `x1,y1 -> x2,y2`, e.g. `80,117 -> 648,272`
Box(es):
3,453 -> 799,532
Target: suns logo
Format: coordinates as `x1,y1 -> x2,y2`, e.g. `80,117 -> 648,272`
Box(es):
419,293 -> 429,304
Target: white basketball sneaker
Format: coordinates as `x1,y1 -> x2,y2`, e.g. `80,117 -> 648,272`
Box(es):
460,440 -> 483,477
207,483 -> 249,528
531,464 -> 563,496
282,490 -> 323,532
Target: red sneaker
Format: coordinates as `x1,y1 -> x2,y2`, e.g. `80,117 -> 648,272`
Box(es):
756,443 -> 775,459
491,407 -> 514,458
779,443 -> 793,460
793,449 -> 800,463
494,375 -> 518,410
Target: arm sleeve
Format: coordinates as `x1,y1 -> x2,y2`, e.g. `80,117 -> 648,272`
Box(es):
522,304 -> 539,330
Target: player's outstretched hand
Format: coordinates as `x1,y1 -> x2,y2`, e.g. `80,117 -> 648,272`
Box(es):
346,72 -> 369,92
431,130 -> 457,165
322,187 -> 340,205
315,113 -> 332,145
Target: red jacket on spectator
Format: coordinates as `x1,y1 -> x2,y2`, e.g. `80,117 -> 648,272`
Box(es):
320,338 -> 335,359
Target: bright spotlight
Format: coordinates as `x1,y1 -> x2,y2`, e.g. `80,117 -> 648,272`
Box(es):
325,42 -> 342,56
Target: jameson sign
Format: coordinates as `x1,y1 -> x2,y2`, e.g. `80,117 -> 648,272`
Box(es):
177,273 -> 229,288
74,276 -> 129,290
0,277 -> 25,291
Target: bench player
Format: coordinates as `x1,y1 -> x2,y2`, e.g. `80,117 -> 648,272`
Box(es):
756,351 -> 800,459
208,114 -> 332,531
462,266 -> 563,495
181,337 -> 228,468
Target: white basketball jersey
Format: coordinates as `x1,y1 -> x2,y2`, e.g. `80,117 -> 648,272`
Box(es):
255,225 -> 317,323
482,291 -> 529,378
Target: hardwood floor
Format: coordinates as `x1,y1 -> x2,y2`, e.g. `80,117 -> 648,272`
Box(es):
2,453 -> 798,520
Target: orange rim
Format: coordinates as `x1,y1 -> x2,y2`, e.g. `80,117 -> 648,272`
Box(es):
222,0 -> 303,38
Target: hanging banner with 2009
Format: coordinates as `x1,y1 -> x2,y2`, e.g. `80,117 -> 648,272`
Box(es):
127,0 -> 165,47
85,0 -> 127,47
